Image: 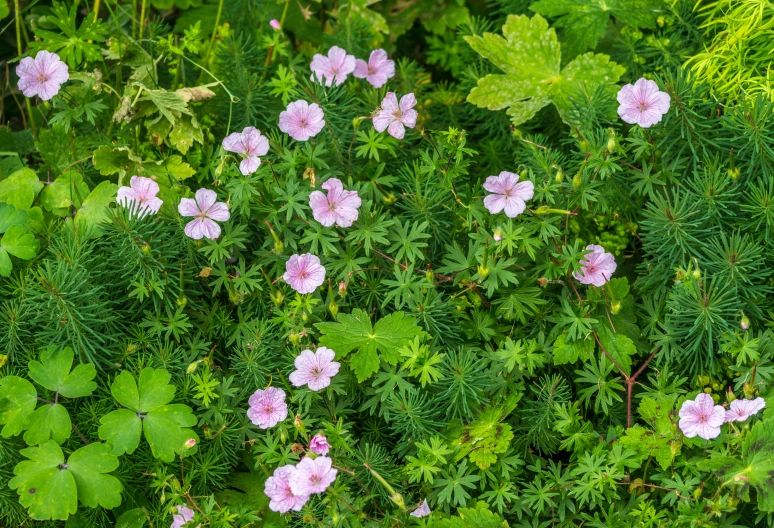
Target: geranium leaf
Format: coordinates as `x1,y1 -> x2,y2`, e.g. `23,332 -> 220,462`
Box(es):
28,346 -> 97,398
142,404 -> 199,462
22,403 -> 71,446
0,376 -> 37,437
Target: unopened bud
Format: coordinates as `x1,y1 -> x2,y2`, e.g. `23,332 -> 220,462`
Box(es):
338,281 -> 347,297
291,442 -> 305,455
611,301 -> 621,314
293,414 -> 306,435
572,172 -> 582,188
390,492 -> 406,510
289,332 -> 301,344
183,438 -> 196,450
692,269 -> 701,280
271,289 -> 285,306
741,314 -> 750,330
269,19 -> 281,31
726,387 -> 736,403
352,116 -> 364,128
538,277 -> 548,287
186,361 -> 200,374
142,243 -> 151,254
477,264 -> 489,278
383,192 -> 397,204
176,296 -> 187,308
493,229 -> 503,242
425,269 -> 434,283
555,170 -> 563,184
607,136 -> 616,153
329,301 -> 338,317
579,139 -> 589,152
728,167 -> 740,180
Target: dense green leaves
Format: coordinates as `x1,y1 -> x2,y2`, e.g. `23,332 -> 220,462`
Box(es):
99,367 -> 198,462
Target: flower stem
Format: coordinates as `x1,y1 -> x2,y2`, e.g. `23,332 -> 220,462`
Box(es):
14,0 -> 36,138
203,0 -> 224,67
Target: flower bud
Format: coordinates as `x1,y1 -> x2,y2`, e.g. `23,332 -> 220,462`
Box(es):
493,229 -> 503,242
291,442 -> 305,455
186,361 -> 200,374
270,289 -> 285,306
329,301 -> 338,318
142,243 -> 151,255
538,277 -> 548,287
309,433 -> 330,455
579,139 -> 589,152
383,192 -> 397,204
183,438 -> 197,450
692,269 -> 701,280
289,332 -> 301,344
269,19 -> 281,31
293,414 -> 307,436
572,172 -> 582,188
555,170 -> 563,184
301,311 -> 308,322
607,136 -> 616,153
176,296 -> 187,308
352,116 -> 364,128
425,269 -> 434,283
726,387 -> 736,403
338,281 -> 347,297
741,314 -> 750,330
611,301 -> 621,314
477,264 -> 489,278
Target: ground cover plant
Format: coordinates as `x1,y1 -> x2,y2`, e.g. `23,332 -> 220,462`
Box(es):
1,0 -> 774,526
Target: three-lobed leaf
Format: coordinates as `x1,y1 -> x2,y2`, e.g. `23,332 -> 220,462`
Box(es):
99,367 -> 198,462
28,346 -> 97,398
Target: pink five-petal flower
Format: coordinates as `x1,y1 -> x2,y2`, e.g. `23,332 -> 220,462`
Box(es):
373,92 -> 418,140
573,244 -> 617,287
410,499 -> 431,519
264,465 -> 310,513
309,434 -> 331,456
247,387 -> 288,429
283,253 -> 326,294
222,126 -> 270,175
288,456 -> 338,496
310,46 -> 356,86
679,393 -> 726,440
308,178 -> 362,228
170,505 -> 195,528
354,49 -> 395,89
279,100 -> 325,142
483,171 -> 534,218
289,347 -> 341,391
725,397 -> 766,423
617,78 -> 671,128
178,189 -> 230,240
16,51 -> 69,101
117,176 -> 163,218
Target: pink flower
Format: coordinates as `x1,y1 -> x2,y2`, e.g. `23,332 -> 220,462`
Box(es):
117,176 -> 163,218
373,92 -> 417,139
178,189 -> 231,240
222,126 -> 270,175
288,456 -> 337,495
283,253 -> 326,294
270,19 -> 281,31
309,434 -> 330,455
310,46 -> 355,86
183,438 -> 197,450
354,49 -> 395,88
679,393 -> 725,440
574,244 -> 617,287
289,347 -> 340,391
279,100 -> 325,142
617,78 -> 670,128
483,171 -> 534,218
264,465 -> 310,513
170,505 -> 195,528
247,387 -> 288,429
725,397 -> 766,423
16,51 -> 69,101
410,499 -> 431,519
309,178 -> 362,227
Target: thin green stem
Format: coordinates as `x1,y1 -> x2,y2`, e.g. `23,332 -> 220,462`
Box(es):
138,0 -> 147,39
203,0 -> 224,66
14,0 -> 36,137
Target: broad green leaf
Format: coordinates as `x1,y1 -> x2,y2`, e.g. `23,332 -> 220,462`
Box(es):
74,180 -> 117,232
0,376 -> 37,437
28,346 -> 97,398
92,146 -> 142,176
169,114 -> 203,155
9,441 -> 77,520
39,171 -> 90,215
453,405 -> 516,470
316,309 -> 424,382
434,501 -> 506,528
464,14 -> 624,126
596,324 -> 636,375
116,509 -> 148,528
0,202 -> 26,232
621,395 -> 681,470
0,0 -> 9,19
552,332 -> 593,365
99,368 -> 197,461
23,403 -> 71,446
0,168 -> 43,210
143,404 -> 198,462
138,87 -> 191,126
67,442 -> 123,509
531,0 -> 661,56
699,417 -> 774,512
0,223 -> 38,276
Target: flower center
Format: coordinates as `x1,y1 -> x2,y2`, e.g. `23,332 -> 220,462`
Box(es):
586,264 -> 597,274
698,413 -> 707,423
264,405 -> 274,413
310,475 -> 321,484
327,201 -> 338,212
368,66 -> 375,75
299,119 -> 308,129
637,102 -> 649,111
298,270 -> 308,280
36,73 -> 49,83
392,109 -> 403,120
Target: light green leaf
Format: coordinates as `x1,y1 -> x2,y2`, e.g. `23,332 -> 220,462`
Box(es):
0,0 -> 9,19
74,180 -> 117,232
23,403 -> 71,446
66,442 -> 123,509
139,87 -> 191,126
92,146 -> 142,176
552,332 -> 594,365
530,0 -> 661,56
596,324 -> 636,375
0,223 -> 38,276
0,168 -> 43,210
0,202 -> 26,232
0,376 -> 37,437
99,368 -> 197,461
28,346 -> 97,398
464,14 -> 624,126
9,441 -> 77,520
39,171 -> 90,215
116,509 -> 148,528
316,309 -> 424,382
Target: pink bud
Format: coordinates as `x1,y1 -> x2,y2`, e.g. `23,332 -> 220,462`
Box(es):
309,433 -> 330,456
270,19 -> 281,31
338,281 -> 347,297
493,229 -> 503,242
184,438 -> 196,449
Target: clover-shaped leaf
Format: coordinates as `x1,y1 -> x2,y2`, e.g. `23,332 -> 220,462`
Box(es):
98,367 -> 198,462
464,14 -> 624,126
9,440 -> 122,521
0,376 -> 37,438
29,346 -> 97,398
